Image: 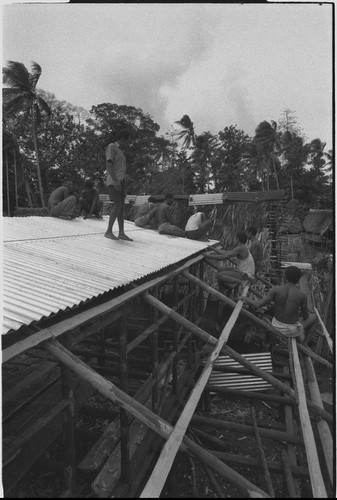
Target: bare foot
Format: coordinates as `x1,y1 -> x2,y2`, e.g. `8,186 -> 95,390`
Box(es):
118,233 -> 133,241
105,232 -> 118,240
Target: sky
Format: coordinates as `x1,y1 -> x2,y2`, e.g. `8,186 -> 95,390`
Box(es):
2,2 -> 334,149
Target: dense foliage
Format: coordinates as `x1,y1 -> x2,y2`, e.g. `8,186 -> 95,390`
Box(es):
2,61 -> 332,213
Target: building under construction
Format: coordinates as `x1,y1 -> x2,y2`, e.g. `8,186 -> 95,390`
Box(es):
2,193 -> 334,498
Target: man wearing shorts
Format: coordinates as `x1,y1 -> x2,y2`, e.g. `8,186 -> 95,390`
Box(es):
240,265 -> 317,342
105,129 -> 133,241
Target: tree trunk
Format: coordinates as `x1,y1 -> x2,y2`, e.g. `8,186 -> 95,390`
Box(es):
272,155 -> 280,190
31,116 -> 45,207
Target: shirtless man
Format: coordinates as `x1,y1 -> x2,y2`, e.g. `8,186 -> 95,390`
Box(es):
246,226 -> 263,273
240,265 -> 317,341
205,231 -> 255,287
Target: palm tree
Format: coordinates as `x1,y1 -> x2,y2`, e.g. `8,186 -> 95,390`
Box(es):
3,61 -> 51,207
253,121 -> 280,190
174,114 -> 196,150
281,131 -> 308,199
190,132 -> 219,192
324,149 -> 333,172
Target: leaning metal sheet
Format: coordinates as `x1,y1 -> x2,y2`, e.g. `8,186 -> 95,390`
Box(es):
3,217 -> 218,335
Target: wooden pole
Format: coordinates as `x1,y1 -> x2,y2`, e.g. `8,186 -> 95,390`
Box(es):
43,339 -> 269,498
13,147 -> 18,209
5,149 -> 11,216
282,366 -> 301,497
150,286 -> 159,413
206,386 -> 295,406
119,306 -> 130,482
139,284 -> 250,498
183,270 -> 333,370
304,356 -> 333,484
251,407 -> 275,497
314,306 -> 333,353
61,366 -> 76,493
289,339 -> 327,497
281,450 -> 298,498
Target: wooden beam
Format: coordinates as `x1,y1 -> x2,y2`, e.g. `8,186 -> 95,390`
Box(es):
314,306 -> 333,353
43,339 -> 269,498
304,356 -> 333,484
139,284 -> 250,498
3,255 -> 204,363
289,339 -> 327,497
251,407 -> 275,497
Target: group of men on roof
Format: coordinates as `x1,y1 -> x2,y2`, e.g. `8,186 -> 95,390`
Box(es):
47,128 -> 318,345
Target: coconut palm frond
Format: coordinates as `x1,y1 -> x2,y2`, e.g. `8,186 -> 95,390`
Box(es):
3,60 -> 30,89
36,95 -> 51,118
3,94 -> 30,116
29,61 -> 42,90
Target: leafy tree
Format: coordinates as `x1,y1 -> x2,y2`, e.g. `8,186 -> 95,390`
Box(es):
174,114 -> 196,150
190,132 -> 219,193
253,120 -> 280,190
278,109 -> 304,137
217,125 -> 251,191
3,61 -> 51,206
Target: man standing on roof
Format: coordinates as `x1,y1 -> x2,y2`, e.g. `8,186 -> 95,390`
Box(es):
48,180 -> 77,220
105,129 -> 133,241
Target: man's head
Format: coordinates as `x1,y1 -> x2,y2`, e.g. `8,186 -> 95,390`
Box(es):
84,178 -> 94,189
237,231 -> 248,245
63,180 -> 73,190
117,129 -> 132,149
148,196 -> 156,203
247,226 -> 257,238
165,193 -> 174,206
284,266 -> 302,284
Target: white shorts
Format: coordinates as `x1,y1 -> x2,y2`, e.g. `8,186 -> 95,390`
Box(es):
271,317 -> 304,338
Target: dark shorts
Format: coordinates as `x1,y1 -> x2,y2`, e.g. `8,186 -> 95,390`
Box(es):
107,181 -> 125,203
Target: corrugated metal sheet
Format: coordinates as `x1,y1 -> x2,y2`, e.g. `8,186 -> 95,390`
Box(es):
208,353 -> 273,392
3,217 -> 217,335
189,194 -> 224,206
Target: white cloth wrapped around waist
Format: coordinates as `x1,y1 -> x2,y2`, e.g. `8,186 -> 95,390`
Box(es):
236,251 -> 255,278
271,317 -> 304,338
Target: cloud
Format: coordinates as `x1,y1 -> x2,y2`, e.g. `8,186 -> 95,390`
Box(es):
84,5 -> 215,129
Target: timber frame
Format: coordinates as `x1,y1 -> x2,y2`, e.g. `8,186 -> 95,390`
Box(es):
2,251 -> 334,497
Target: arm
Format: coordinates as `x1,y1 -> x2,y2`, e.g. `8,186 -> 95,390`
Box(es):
240,287 -> 276,309
300,294 -> 309,321
106,145 -> 120,187
204,247 -> 240,261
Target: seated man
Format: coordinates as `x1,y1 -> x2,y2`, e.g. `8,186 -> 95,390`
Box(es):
134,196 -> 157,228
185,210 -> 212,241
48,180 -> 77,220
80,179 -> 103,219
240,265 -> 317,342
153,193 -> 186,237
246,226 -> 263,274
205,231 -> 255,289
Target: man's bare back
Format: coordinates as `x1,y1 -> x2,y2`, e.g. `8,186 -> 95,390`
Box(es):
269,284 -> 308,324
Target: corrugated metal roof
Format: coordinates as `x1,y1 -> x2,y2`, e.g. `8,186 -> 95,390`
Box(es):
3,216 -> 217,335
208,353 -> 273,392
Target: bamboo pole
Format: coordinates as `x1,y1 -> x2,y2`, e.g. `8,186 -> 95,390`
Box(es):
43,339 -> 269,498
289,339 -> 327,497
183,270 -> 333,370
314,306 -> 333,353
304,356 -> 333,484
282,366 -> 301,497
281,450 -> 298,498
13,147 -> 18,209
119,306 -> 130,482
140,284 -> 250,498
61,366 -> 76,493
251,407 -> 275,497
5,150 -> 11,216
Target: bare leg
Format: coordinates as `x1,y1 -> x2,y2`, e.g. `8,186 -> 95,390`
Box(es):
117,202 -> 133,241
105,202 -> 121,240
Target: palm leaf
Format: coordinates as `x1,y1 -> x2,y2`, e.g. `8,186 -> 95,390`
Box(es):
3,61 -> 30,89
36,95 -> 51,118
29,61 -> 42,90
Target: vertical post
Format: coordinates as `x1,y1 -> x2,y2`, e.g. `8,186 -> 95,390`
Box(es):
197,260 -> 205,349
13,147 -> 18,209
61,365 -> 76,493
172,276 -> 179,395
99,329 -> 106,367
5,149 -> 11,216
151,286 -> 159,412
119,305 -> 130,482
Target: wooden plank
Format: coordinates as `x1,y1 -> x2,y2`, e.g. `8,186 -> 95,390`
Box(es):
139,284 -> 250,498
289,339 -> 327,497
304,356 -> 333,484
44,340 -> 269,498
314,306 -> 333,353
3,255 -> 204,363
251,407 -> 275,497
